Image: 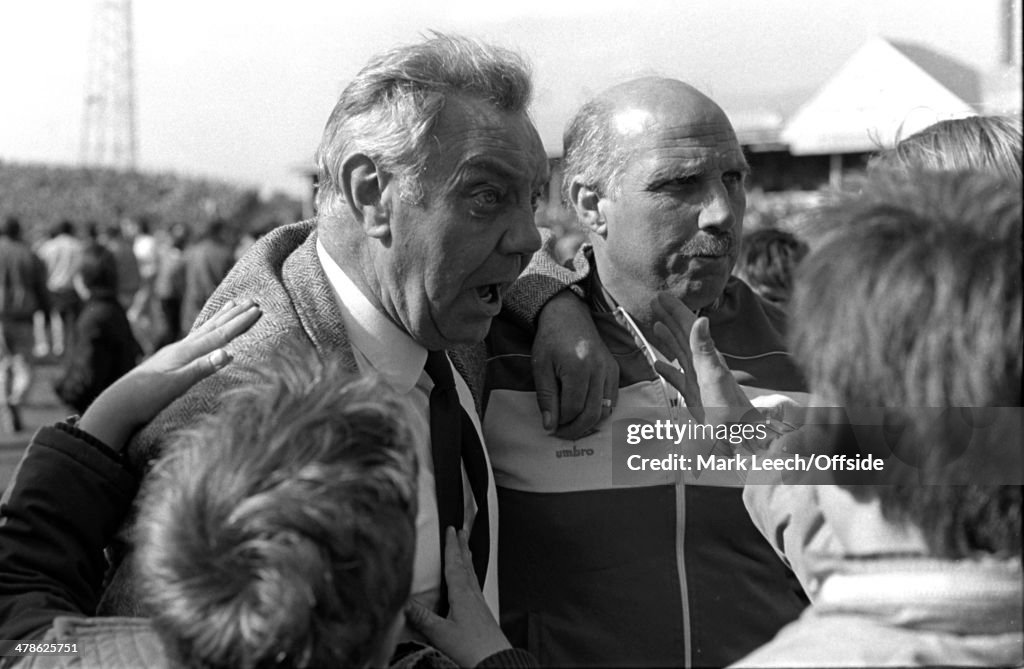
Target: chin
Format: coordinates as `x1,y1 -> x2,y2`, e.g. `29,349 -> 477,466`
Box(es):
438,322 -> 492,349
679,276 -> 729,311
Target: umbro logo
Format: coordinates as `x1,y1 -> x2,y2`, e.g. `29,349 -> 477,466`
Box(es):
555,445 -> 595,459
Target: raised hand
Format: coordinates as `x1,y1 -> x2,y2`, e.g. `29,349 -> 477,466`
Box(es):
649,292 -> 753,418
78,298 -> 261,450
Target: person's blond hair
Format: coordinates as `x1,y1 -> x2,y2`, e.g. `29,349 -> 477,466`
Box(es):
869,115 -> 1022,182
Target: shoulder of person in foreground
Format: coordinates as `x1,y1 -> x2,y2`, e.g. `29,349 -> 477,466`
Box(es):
0,300 -> 260,644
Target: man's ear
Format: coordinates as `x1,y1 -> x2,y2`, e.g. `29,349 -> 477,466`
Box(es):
341,153 -> 392,240
569,177 -> 607,237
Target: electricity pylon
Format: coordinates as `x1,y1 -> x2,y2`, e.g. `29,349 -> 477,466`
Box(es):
80,0 -> 137,169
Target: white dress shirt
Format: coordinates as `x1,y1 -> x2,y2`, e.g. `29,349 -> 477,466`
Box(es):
316,240 -> 499,617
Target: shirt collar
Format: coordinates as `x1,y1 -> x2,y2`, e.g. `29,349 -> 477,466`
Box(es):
316,239 -> 427,393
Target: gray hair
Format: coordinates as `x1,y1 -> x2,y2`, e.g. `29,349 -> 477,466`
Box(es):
560,96 -> 635,205
315,32 -> 533,216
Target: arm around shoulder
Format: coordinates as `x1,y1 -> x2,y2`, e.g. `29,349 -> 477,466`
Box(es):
502,227 -> 591,327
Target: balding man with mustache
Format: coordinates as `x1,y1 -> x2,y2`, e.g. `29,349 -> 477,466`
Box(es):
482,78 -> 809,667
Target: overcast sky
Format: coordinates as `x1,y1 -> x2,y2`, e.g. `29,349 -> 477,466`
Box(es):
0,0 -> 1009,198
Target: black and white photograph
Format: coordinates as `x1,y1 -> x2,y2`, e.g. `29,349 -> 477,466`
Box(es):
1,1 -> 1021,666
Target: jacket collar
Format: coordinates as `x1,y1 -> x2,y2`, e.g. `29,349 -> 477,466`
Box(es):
810,554 -> 1023,635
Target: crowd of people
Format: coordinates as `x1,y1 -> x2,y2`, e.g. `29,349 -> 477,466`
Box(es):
0,216 -> 245,430
0,32 -> 1020,669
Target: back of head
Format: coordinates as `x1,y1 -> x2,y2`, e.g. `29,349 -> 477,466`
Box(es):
733,228 -> 808,306
315,32 -> 533,216
792,170 -> 1020,408
869,115 -> 1023,183
136,353 -> 420,668
198,217 -> 229,242
790,170 -> 1022,557
1,216 -> 21,239
169,222 -> 190,249
78,243 -> 119,293
53,219 -> 75,238
103,223 -> 123,241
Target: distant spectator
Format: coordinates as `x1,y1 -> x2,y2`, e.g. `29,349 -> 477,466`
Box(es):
127,217 -> 159,285
733,228 -> 809,308
233,231 -> 258,262
83,221 -> 101,244
870,115 -> 1022,182
153,222 -> 190,348
99,223 -> 142,312
35,220 -> 83,358
54,243 -> 142,414
180,218 -> 235,333
126,217 -> 160,352
0,217 -> 49,431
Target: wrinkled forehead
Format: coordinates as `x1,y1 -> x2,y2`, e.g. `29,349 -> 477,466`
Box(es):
613,105 -> 746,168
645,120 -> 746,160
429,97 -> 549,186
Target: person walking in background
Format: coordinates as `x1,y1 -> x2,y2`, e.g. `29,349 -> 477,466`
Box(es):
180,217 -> 235,333
127,216 -> 160,353
153,222 -> 190,348
35,220 -> 82,359
0,217 -> 49,432
99,222 -> 141,314
54,243 -> 142,414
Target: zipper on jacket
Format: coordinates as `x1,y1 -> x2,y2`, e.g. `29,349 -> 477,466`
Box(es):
613,306 -> 692,668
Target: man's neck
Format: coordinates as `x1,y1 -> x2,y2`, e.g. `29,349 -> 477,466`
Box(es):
592,258 -> 714,345
318,217 -> 387,315
586,248 -> 649,341
819,487 -> 929,558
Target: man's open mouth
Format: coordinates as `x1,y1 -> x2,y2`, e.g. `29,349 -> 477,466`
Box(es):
476,284 -> 502,304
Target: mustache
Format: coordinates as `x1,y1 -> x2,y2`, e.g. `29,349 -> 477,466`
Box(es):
679,232 -> 734,256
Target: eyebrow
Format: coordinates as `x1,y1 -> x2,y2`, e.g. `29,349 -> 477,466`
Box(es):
649,164 -> 704,182
457,155 -> 549,189
648,157 -> 751,183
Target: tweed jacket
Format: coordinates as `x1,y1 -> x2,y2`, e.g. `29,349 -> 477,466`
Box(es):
122,220 -> 509,472
99,219 -> 576,615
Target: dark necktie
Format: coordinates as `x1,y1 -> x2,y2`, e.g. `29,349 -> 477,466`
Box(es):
424,350 -> 490,611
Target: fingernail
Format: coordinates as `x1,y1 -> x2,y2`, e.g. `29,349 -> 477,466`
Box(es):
542,411 -> 552,431
223,299 -> 236,310
209,349 -> 230,368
